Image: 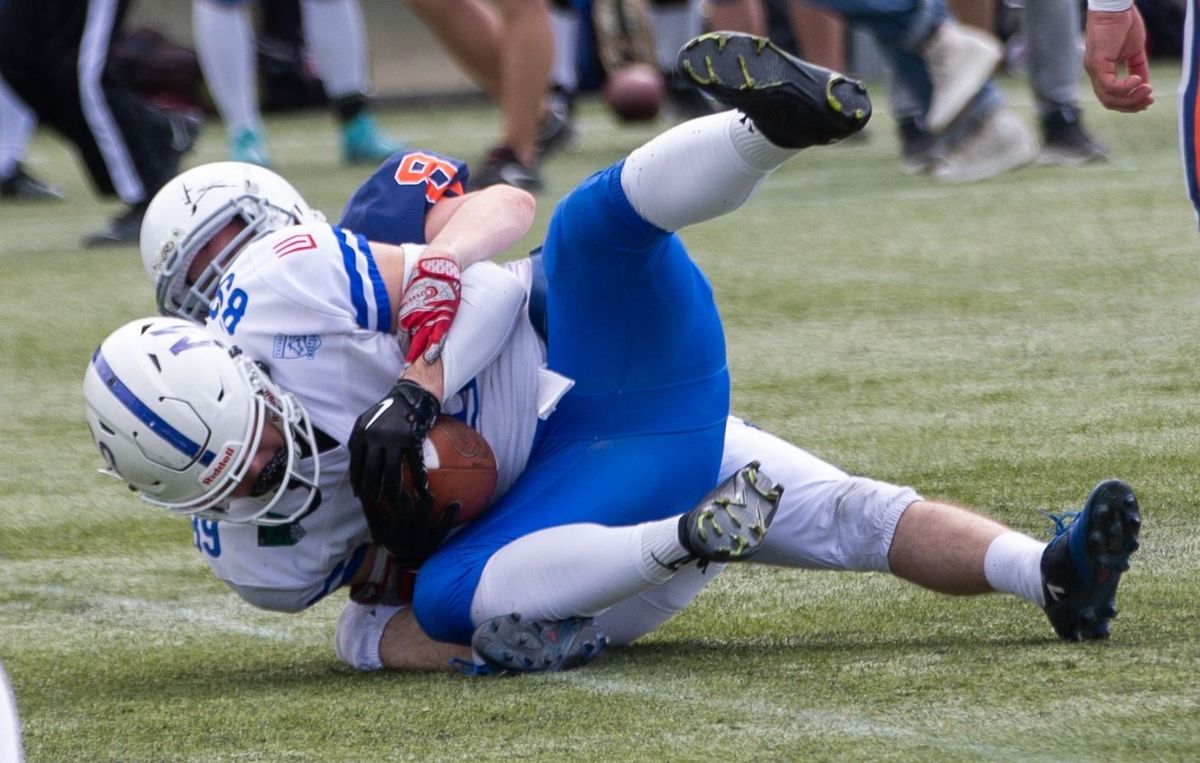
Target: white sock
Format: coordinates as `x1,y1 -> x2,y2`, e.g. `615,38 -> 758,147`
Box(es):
301,0 -> 369,99
638,515 -> 691,580
620,110 -> 798,231
0,75 -> 34,178
594,562 -> 721,646
549,5 -> 579,95
193,0 -> 262,135
983,531 -> 1047,607
469,518 -> 689,625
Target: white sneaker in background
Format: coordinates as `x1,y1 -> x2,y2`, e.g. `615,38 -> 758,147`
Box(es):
922,21 -> 1002,133
931,107 -> 1039,183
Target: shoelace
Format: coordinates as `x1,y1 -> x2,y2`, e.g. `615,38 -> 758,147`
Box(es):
448,657 -> 497,677
1040,510 -> 1081,537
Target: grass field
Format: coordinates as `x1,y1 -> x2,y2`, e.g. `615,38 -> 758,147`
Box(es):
2,68 -> 1199,761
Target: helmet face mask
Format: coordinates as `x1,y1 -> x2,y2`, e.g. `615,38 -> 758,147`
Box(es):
141,163 -> 322,323
84,317 -> 321,526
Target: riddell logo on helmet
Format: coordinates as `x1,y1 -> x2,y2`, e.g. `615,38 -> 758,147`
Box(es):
201,445 -> 237,486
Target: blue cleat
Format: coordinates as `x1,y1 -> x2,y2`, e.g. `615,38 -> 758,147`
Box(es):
230,127 -> 271,167
677,31 -> 871,149
342,113 -> 403,165
1040,479 -> 1141,641
470,613 -> 608,674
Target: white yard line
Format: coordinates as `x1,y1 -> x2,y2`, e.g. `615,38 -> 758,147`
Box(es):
3,583 -> 318,644
548,671 -> 1063,762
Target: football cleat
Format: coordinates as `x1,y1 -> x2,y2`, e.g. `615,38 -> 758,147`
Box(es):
535,97 -> 578,159
1040,479 -> 1141,641
663,68 -> 717,121
231,127 -> 271,167
471,613 -> 608,674
82,201 -> 149,248
472,146 -> 544,193
342,112 -> 403,165
677,460 -> 782,566
676,31 -> 871,148
0,164 -> 64,201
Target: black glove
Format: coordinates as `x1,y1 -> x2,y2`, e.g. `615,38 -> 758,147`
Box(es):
363,497 -> 457,569
349,379 -> 441,560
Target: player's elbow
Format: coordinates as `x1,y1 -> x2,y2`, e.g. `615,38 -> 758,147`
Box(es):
484,184 -> 537,232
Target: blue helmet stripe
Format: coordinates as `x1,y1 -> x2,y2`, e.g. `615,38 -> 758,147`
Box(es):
92,349 -> 216,467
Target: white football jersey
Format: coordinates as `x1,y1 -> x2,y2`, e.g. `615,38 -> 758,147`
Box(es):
197,223 -> 549,609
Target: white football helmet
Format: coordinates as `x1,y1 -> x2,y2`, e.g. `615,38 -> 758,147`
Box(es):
83,317 -> 321,526
140,162 -> 322,323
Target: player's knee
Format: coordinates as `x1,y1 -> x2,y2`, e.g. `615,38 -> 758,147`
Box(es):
831,476 -> 921,571
334,601 -> 404,671
410,558 -> 474,644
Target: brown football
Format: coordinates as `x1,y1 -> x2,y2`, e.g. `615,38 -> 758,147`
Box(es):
603,62 -> 665,122
401,415 -> 498,526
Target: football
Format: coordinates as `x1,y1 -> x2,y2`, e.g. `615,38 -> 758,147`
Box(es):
403,415 -> 498,526
603,62 -> 665,122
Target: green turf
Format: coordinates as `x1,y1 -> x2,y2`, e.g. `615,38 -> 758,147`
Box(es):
2,68 -> 1198,761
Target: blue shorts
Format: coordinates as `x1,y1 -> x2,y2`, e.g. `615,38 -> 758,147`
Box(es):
412,162 -> 730,643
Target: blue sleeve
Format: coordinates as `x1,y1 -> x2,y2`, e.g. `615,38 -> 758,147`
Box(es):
337,149 -> 469,245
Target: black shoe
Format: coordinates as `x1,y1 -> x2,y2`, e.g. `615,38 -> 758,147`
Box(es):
0,164 -> 64,201
663,68 -> 717,121
472,146 -> 543,192
82,201 -> 148,248
1038,105 -> 1107,166
163,108 -> 203,154
470,613 -> 608,674
1040,479 -> 1141,641
535,91 -> 578,160
898,116 -> 943,175
158,108 -> 203,180
674,460 -> 783,568
677,32 -> 871,148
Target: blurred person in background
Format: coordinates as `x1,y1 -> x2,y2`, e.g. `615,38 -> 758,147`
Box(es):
0,71 -> 63,201
193,0 -> 400,166
796,0 -> 1037,182
772,0 -> 1104,166
0,0 -> 200,246
563,0 -> 1036,182
407,0 -> 557,192
992,0 -> 1108,164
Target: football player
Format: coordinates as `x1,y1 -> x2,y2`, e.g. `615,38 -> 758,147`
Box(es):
93,33 -> 1140,674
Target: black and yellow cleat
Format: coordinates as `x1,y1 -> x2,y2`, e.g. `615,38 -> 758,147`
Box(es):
677,31 -> 871,148
678,460 -> 783,566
